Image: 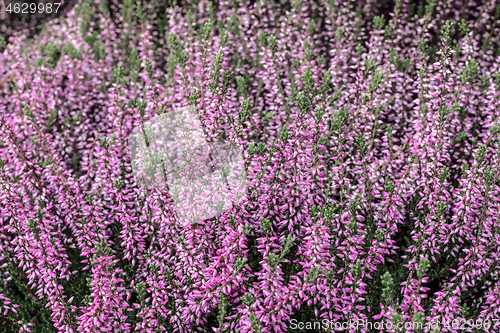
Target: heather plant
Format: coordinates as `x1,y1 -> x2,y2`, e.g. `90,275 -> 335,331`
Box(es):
0,0 -> 500,332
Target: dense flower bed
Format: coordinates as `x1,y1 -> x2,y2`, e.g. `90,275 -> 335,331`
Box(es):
0,0 -> 500,332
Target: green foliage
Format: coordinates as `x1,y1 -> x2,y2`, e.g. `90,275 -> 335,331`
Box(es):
354,133 -> 366,154
482,33 -> 491,52
220,29 -> 229,47
202,19 -> 213,41
395,57 -> 411,72
306,265 -> 320,283
315,108 -> 325,124
462,59 -> 479,83
441,20 -> 454,48
296,91 -> 311,114
266,252 -> 279,270
369,69 -> 383,94
494,71 -> 500,90
127,49 -> 141,70
439,166 -> 450,183
268,35 -> 278,55
121,0 -> 133,25
112,64 -> 124,84
27,218 -> 40,238
418,39 -> 427,54
237,75 -> 248,95
260,218 -> 272,234
384,24 -> 393,39
483,165 -> 493,189
23,104 -> 34,121
38,41 -> 61,67
458,18 -> 470,35
279,235 -> 294,260
330,108 -> 349,133
136,1 -> 146,25
391,312 -> 403,327
157,14 -> 169,37
480,73 -> 489,90
246,143 -> 256,156
384,178 -> 395,193
94,41 -> 106,62
320,70 -> 332,94
261,111 -> 274,124
217,292 -> 227,328
306,19 -> 315,36
491,123 -> 500,136
98,0 -> 109,17
189,89 -> 200,106
228,10 -> 240,36
436,201 -> 447,217
381,271 -> 394,300
145,58 -> 153,80
234,257 -> 248,273
258,31 -> 267,48
461,163 -> 470,175
302,68 -> 314,92
168,33 -> 188,71
438,105 -> 450,123
364,58 -> 378,76
81,2 -> 92,34
417,257 -> 431,280
249,313 -> 262,333
373,14 -> 385,31
61,42 -> 80,59
454,131 -> 467,143
208,50 -> 232,95
355,20 -> 363,37
239,98 -> 252,124
279,125 -> 289,142
335,28 -> 344,43
477,145 -> 487,164
356,44 -> 365,58
425,0 -> 436,16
